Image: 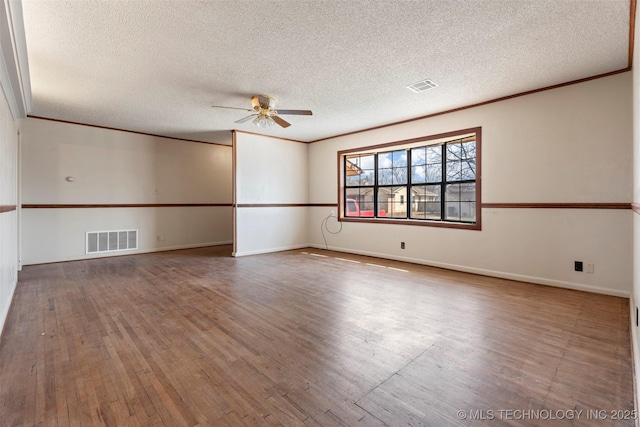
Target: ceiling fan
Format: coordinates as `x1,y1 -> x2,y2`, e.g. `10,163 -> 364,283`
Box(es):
212,95 -> 312,128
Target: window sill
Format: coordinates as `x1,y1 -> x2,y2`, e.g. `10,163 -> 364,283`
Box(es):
339,216 -> 481,230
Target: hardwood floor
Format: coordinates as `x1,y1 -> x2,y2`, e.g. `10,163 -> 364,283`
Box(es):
0,246 -> 634,426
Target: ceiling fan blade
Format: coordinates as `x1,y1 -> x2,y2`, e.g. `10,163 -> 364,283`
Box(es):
272,115 -> 291,128
212,105 -> 254,112
276,109 -> 312,116
235,114 -> 257,123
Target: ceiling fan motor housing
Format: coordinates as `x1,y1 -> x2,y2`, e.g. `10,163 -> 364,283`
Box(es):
252,95 -> 276,112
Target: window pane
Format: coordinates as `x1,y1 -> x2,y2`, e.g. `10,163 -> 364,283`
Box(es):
345,188 -> 362,217
393,150 -> 407,167
378,151 -> 392,186
460,159 -> 476,180
346,169 -> 375,186
412,165 -> 426,183
446,183 -> 461,201
347,154 -> 374,169
378,150 -> 407,185
345,187 -> 375,217
461,141 -> 475,160
378,186 -> 406,218
358,154 -> 375,169
427,146 -> 441,164
378,168 -> 392,185
345,174 -> 360,187
410,185 -> 441,220
411,146 -> 440,183
446,160 -> 461,181
446,141 -> 475,181
345,154 -> 360,169
378,151 -> 391,166
360,169 -> 375,185
393,168 -> 407,185
445,201 -> 460,221
346,154 -> 375,187
411,147 -> 426,166
446,143 -> 461,161
445,183 -> 475,221
426,163 -> 442,182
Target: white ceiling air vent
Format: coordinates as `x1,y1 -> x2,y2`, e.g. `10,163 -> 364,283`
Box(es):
406,78 -> 438,93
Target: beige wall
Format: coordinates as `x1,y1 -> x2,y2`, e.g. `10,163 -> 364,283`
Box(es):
0,89 -> 19,333
20,118 -> 233,264
234,132 -> 309,256
309,72 -> 633,296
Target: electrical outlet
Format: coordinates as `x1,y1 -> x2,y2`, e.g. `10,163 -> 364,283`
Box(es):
400,242 -> 405,249
585,263 -> 594,274
574,261 -> 583,272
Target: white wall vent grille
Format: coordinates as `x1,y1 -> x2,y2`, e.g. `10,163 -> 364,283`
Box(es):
406,78 -> 438,93
86,229 -> 138,254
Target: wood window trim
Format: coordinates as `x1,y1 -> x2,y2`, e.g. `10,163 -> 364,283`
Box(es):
337,127 -> 482,231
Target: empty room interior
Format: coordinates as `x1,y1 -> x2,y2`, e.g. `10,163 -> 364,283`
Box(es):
1,0 -> 640,425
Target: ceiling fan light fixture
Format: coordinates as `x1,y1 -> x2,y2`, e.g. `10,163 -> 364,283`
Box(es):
253,114 -> 275,127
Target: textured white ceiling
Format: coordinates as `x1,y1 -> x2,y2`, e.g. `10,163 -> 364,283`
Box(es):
21,0 -> 631,144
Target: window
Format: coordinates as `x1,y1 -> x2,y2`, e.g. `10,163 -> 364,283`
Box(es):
340,127 -> 481,229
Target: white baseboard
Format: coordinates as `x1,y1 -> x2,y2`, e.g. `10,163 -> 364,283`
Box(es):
308,244 -> 630,297
22,240 -> 233,266
143,241 -> 232,254
233,243 -> 310,257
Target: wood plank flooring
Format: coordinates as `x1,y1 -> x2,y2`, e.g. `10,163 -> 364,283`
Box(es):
0,246 -> 635,426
